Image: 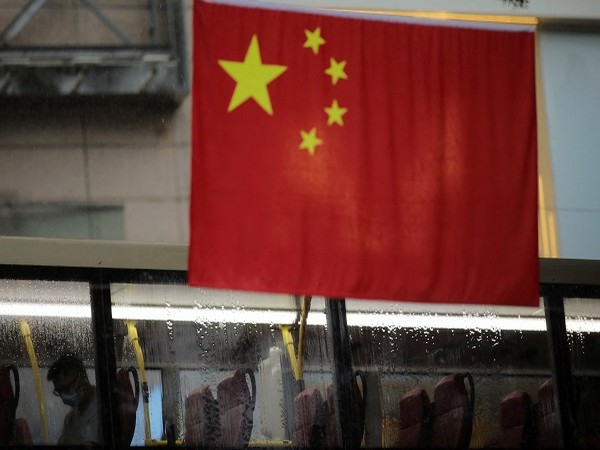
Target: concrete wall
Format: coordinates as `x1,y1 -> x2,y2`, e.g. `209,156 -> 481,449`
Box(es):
1,1 -> 600,259
0,0 -> 193,244
0,101 -> 192,244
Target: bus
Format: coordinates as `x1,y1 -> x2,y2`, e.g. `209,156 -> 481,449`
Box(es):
1,237 -> 599,448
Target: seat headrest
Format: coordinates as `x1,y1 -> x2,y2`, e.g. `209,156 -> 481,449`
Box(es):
500,391 -> 532,429
217,370 -> 251,411
294,387 -> 323,419
400,388 -> 431,427
434,374 -> 468,414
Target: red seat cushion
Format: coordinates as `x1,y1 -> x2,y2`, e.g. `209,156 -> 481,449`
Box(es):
396,387 -> 432,448
0,367 -> 16,445
12,418 -> 32,445
535,379 -> 560,448
431,374 -> 472,448
292,387 -> 326,447
116,368 -> 137,446
492,390 -> 533,448
324,381 -> 366,448
220,403 -> 248,448
217,370 -> 254,447
185,385 -> 221,446
324,385 -> 338,447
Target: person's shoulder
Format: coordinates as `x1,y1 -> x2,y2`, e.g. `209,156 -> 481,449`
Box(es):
64,408 -> 75,422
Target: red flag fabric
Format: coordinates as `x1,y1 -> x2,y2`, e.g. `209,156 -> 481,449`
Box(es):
189,0 -> 538,306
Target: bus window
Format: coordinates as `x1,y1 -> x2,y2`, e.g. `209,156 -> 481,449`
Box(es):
565,297 -> 600,447
0,279 -> 99,446
110,283 -> 334,447
346,298 -> 553,448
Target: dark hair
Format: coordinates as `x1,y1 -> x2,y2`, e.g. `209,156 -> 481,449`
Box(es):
47,352 -> 86,382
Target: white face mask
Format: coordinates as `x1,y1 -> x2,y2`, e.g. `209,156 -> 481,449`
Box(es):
60,388 -> 81,406
54,372 -> 82,406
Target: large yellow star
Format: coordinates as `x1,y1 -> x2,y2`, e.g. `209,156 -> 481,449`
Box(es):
324,57 -> 348,85
299,127 -> 323,156
324,99 -> 347,126
303,27 -> 325,55
218,35 -> 287,115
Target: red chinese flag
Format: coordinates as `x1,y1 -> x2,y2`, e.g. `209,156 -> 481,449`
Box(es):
189,0 -> 538,306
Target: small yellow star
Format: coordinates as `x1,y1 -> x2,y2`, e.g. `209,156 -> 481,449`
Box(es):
299,127 -> 323,156
303,27 -> 325,55
325,57 -> 348,85
218,35 -> 287,115
324,99 -> 347,126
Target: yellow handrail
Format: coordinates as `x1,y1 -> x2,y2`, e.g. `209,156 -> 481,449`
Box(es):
126,321 -> 152,446
279,296 -> 311,382
148,438 -> 184,446
297,296 -> 311,378
249,439 -> 292,447
280,325 -> 300,381
19,320 -> 49,444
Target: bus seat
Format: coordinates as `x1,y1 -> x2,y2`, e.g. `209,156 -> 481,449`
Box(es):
185,384 -> 221,447
431,373 -> 474,448
116,367 -> 140,447
292,387 -> 327,447
324,385 -> 337,447
12,418 -> 32,445
0,365 -> 18,445
535,379 -> 560,448
324,371 -> 367,447
491,390 -> 534,448
396,387 -> 432,448
217,368 -> 256,448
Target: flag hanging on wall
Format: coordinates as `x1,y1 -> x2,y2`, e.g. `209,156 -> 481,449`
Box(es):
188,0 -> 539,306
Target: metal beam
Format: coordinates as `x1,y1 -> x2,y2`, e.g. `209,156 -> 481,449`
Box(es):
0,0 -> 188,102
0,47 -> 172,67
147,0 -> 160,45
168,0 -> 190,96
0,0 -> 48,45
78,0 -> 133,45
540,258 -> 600,287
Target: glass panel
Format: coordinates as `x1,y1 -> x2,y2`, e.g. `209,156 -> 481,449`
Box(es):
0,202 -> 125,240
0,279 -> 99,446
539,30 -> 600,260
346,298 -> 552,448
110,283 -> 333,447
564,297 -> 600,447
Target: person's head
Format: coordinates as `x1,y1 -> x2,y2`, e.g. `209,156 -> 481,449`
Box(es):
47,352 -> 91,407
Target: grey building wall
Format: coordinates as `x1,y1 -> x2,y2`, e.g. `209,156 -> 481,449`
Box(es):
0,0 -> 193,244
1,2 -> 600,259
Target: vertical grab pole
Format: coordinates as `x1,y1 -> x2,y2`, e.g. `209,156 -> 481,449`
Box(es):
19,320 -> 49,444
297,295 -> 311,379
90,276 -> 119,447
280,296 -> 311,383
543,290 -> 578,448
280,325 -> 301,382
127,321 -> 152,445
326,298 -> 358,450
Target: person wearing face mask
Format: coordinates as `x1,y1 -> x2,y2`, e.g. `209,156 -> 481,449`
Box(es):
47,353 -> 102,446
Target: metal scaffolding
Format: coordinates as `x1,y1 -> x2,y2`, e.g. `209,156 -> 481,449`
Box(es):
0,0 -> 188,103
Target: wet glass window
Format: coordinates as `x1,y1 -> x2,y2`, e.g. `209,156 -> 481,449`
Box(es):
564,297 -> 600,447
0,279 -> 99,446
345,298 -> 554,448
110,283 -> 334,447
